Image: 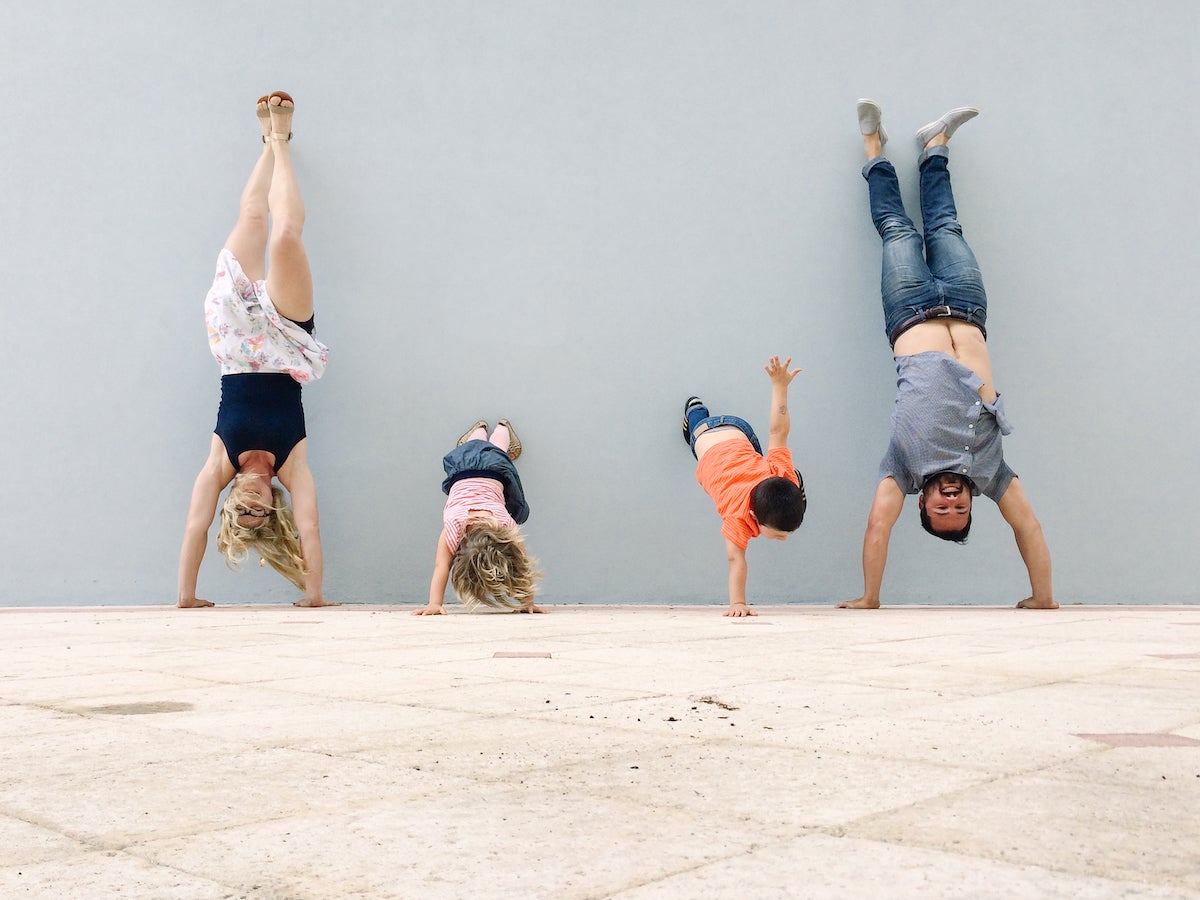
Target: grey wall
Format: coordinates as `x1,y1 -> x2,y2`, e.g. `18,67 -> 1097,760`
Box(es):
2,1 -> 1197,606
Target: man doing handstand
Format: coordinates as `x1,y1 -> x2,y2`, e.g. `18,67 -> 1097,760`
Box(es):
839,100 -> 1057,610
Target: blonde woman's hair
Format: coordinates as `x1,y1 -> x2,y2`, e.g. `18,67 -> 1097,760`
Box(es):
216,474 -> 307,590
449,520 -> 541,611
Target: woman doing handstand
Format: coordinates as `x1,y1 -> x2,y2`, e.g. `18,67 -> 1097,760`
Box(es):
177,92 -> 335,608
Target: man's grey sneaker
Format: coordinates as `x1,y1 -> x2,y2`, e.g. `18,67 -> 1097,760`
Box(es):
856,98 -> 888,147
915,106 -> 979,148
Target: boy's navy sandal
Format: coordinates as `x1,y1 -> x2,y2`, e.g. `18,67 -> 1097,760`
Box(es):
682,396 -> 705,445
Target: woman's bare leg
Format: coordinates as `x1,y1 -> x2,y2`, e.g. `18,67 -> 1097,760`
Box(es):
263,94 -> 314,322
222,97 -> 274,283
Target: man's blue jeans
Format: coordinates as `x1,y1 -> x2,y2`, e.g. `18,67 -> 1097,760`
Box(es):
863,146 -> 988,345
685,402 -> 762,460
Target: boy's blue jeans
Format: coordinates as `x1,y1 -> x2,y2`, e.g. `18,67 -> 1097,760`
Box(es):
686,402 -> 762,460
863,146 -> 988,346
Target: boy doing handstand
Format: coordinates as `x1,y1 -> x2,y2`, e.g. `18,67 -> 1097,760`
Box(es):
682,356 -> 807,616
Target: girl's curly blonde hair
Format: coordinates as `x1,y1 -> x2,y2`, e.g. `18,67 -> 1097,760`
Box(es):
449,520 -> 541,611
216,473 -> 307,590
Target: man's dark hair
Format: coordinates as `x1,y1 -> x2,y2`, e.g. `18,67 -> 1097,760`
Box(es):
750,475 -> 807,532
919,506 -> 972,543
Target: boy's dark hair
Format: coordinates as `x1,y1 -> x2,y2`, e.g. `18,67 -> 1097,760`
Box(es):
750,475 -> 807,532
919,506 -> 972,543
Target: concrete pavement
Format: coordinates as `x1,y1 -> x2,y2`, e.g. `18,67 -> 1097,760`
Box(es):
1,604 -> 1197,899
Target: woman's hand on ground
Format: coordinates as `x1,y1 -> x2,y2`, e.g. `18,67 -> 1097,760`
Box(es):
412,604 -> 447,616
177,597 -> 215,608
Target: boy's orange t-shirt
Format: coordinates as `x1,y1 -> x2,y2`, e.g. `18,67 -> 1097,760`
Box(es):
695,439 -> 798,549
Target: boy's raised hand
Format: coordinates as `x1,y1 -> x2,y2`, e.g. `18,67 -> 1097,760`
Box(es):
764,355 -> 802,387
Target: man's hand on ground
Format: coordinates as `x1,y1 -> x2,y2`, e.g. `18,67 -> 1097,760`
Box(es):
837,596 -> 881,609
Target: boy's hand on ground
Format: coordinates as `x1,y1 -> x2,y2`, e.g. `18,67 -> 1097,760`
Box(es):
764,355 -> 802,387
412,604 -> 447,616
724,602 -> 758,617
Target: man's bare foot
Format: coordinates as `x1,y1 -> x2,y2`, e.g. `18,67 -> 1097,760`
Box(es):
724,603 -> 757,617
294,598 -> 341,607
177,597 -> 214,609
1016,597 -> 1059,609
256,95 -> 271,142
514,604 -> 546,614
837,597 -> 880,609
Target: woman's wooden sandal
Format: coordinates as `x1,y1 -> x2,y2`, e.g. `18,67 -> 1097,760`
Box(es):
266,91 -> 294,142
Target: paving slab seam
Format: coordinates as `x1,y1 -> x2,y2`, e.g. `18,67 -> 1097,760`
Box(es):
23,784 -> 480,855
0,803 -> 139,859
598,832 -> 1200,900
814,833 -> 1200,897
759,833 -> 1200,900
584,842 -> 803,900
813,766 -> 1070,836
62,847 -> 255,898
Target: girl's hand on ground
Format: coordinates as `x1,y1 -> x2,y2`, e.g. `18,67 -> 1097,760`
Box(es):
723,602 -> 758,617
412,604 -> 448,616
764,355 -> 802,386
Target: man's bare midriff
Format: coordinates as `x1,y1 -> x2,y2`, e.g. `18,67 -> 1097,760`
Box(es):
893,320 -> 997,403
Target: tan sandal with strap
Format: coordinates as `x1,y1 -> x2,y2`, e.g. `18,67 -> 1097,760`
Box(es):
266,91 -> 294,142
